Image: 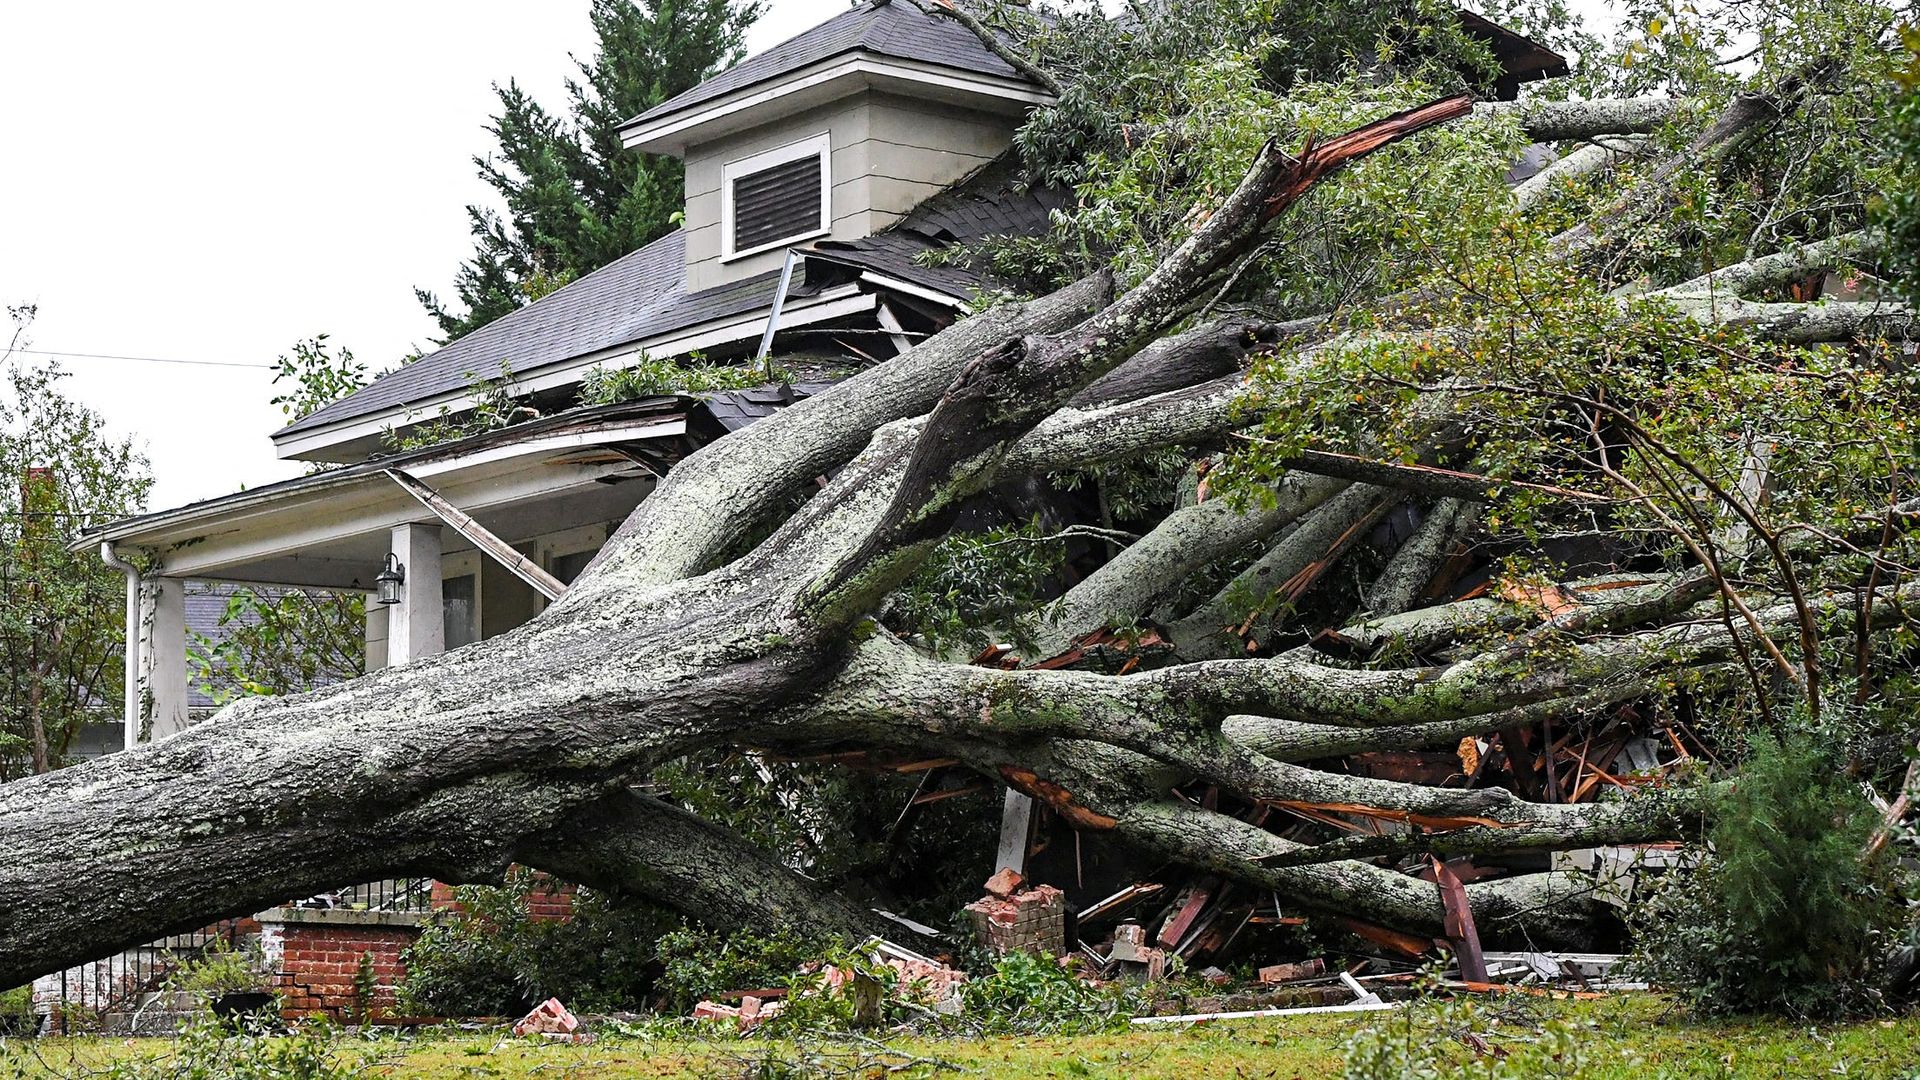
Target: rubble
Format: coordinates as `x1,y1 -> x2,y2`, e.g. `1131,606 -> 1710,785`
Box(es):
983,867 -> 1024,898
965,878 -> 1067,957
690,938 -> 969,1028
1259,958 -> 1326,985
512,998 -> 590,1043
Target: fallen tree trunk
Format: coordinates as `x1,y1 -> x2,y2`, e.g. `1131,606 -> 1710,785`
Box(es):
1,81 -> 1904,986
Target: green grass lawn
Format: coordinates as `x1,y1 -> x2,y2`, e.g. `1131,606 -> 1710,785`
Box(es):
10,996 -> 1920,1078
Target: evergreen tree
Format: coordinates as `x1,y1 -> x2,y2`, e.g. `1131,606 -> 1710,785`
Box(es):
418,0 -> 762,343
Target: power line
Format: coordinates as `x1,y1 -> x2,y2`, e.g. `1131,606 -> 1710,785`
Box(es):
8,348 -> 274,370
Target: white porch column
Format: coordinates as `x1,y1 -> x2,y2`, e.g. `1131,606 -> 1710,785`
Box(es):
137,578 -> 189,741
386,523 -> 443,665
995,790 -> 1035,875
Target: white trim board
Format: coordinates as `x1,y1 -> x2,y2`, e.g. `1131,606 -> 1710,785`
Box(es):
720,132 -> 832,262
621,54 -> 1054,157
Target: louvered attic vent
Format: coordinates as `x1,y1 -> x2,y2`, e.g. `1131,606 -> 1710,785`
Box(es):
723,134 -> 830,260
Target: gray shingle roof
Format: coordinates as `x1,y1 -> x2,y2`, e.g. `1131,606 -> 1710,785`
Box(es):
697,382 -> 837,433
278,231 -> 791,438
279,156 -> 1063,444
806,157 -> 1066,297
625,0 -> 1029,130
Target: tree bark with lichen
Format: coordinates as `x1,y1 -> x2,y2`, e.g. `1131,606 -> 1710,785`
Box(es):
0,80 -> 1911,986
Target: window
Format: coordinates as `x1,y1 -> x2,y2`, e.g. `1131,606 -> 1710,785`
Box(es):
721,133 -> 830,261
442,574 -> 477,650
550,550 -> 595,586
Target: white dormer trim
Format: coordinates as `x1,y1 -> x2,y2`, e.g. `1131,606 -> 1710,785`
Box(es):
720,132 -> 833,262
622,53 -> 1055,157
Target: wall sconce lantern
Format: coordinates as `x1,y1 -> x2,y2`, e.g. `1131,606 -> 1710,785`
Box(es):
374,553 -> 406,606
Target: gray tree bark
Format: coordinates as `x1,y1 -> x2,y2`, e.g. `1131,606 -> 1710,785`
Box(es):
0,89 -> 1892,986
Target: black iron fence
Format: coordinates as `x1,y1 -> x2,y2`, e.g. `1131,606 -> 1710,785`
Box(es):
293,877 -> 435,913
41,919 -> 245,1033
35,878 -> 437,1030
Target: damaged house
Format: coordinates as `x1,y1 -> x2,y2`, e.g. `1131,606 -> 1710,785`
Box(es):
58,0 -> 1572,1023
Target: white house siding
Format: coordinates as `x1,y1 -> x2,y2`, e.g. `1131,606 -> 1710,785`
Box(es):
683,92 -> 1019,291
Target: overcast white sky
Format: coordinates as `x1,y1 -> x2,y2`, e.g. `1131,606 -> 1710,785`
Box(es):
0,0 -> 1617,510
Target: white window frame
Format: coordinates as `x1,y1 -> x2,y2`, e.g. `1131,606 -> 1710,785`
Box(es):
440,550 -> 482,647
535,523 -> 610,595
720,132 -> 832,262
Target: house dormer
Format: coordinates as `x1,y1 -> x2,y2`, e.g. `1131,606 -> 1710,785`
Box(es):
618,0 -> 1055,291
265,2 -> 1563,466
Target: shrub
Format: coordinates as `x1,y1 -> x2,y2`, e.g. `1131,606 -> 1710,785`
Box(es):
1629,731 -> 1902,1018
653,926 -> 831,1016
400,870 -> 674,1017
954,950 -> 1138,1035
164,938 -> 269,1001
0,986 -> 33,1038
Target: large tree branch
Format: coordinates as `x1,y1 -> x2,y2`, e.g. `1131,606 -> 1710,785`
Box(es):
1473,97 -> 1681,141
565,277 -> 1110,604
800,96 -> 1475,628
527,790 -> 923,949
1657,230 -> 1880,298
901,0 -> 1063,96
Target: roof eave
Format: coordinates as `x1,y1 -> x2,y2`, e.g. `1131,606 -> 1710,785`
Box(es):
620,52 -> 1054,158
76,399 -> 692,555
268,283 -> 876,464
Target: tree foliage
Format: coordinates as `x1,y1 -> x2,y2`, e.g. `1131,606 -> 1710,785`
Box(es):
1630,732 -> 1901,1018
1877,25 -> 1920,301
417,0 -> 763,342
187,586 -> 365,707
11,0 -> 1920,1005
0,308 -> 150,779
269,335 -> 369,422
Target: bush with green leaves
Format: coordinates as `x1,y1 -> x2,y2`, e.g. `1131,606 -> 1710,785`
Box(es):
1628,731 -> 1903,1018
952,950 -> 1139,1035
0,987 -> 32,1039
399,869 -> 674,1017
653,925 -> 833,1016
164,939 -> 269,1002
577,353 -> 781,405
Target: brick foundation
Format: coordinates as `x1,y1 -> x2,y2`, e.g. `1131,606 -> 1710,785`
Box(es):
259,908 -> 427,1023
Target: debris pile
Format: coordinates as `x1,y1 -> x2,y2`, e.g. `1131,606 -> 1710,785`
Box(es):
688,939 -> 969,1030
963,869 -> 1067,957
692,994 -> 786,1032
